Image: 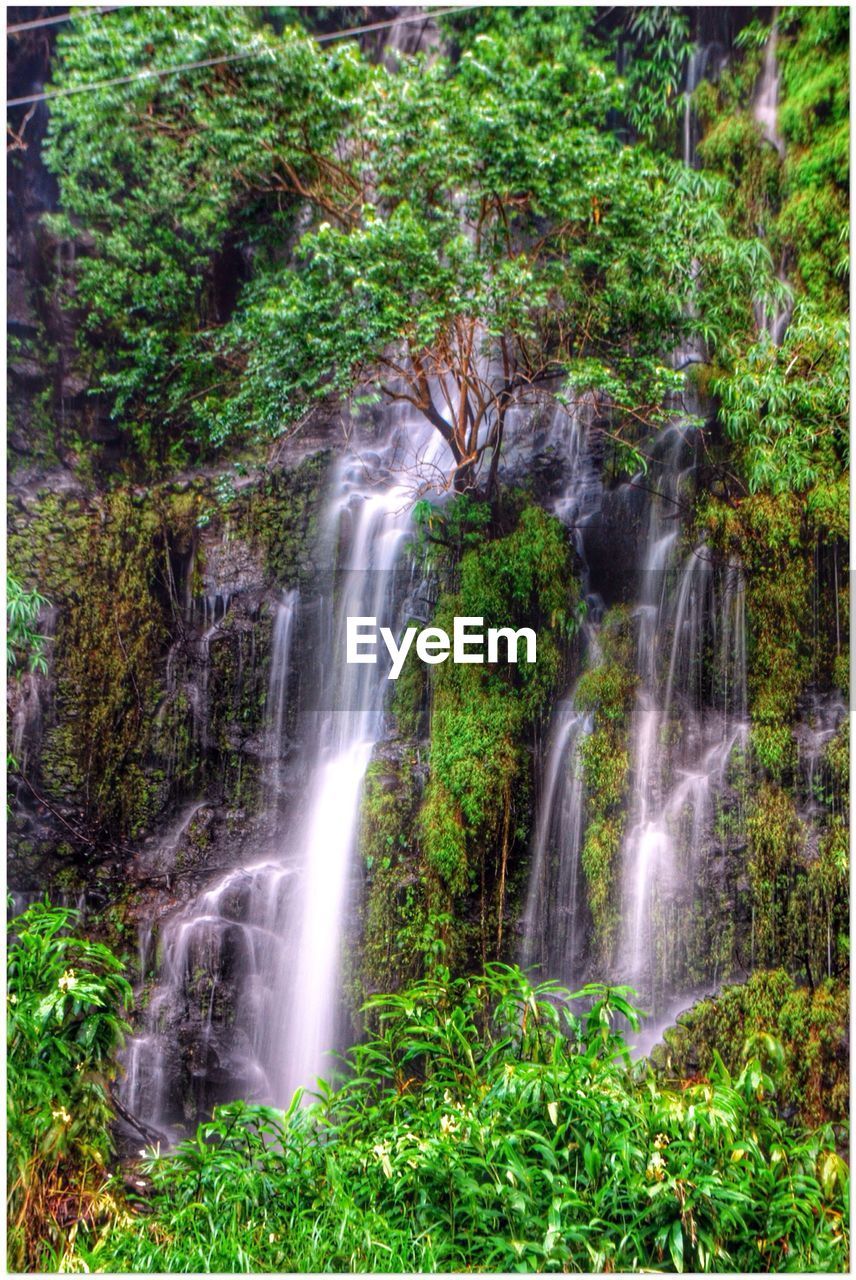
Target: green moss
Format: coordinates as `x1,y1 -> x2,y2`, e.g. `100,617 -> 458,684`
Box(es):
824,719 -> 849,798
695,90 -> 779,242
8,451 -> 331,847
28,488 -> 169,838
698,492 -> 814,780
656,969 -> 848,1129
777,6 -> 849,308
574,607 -> 637,962
390,649 -> 427,740
354,756 -> 428,1005
232,450 -> 331,587
695,8 -> 848,309
747,783 -> 802,968
416,498 -> 580,964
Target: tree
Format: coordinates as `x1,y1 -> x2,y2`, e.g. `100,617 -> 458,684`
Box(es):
220,12 -> 768,491
42,6 -> 367,460
44,7 -> 769,484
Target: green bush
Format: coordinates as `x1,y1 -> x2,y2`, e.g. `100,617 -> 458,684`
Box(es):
656,969 -> 849,1131
72,965 -> 848,1273
7,901 -> 132,1271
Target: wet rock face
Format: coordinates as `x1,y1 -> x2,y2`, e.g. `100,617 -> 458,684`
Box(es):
581,484 -> 647,606
7,447 -> 332,919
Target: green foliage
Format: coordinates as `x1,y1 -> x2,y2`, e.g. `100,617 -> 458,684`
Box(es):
70,965 -> 848,1273
657,969 -> 849,1131
7,574 -> 49,676
419,501 -> 579,936
7,901 -> 132,1271
44,6 -> 766,479
43,7 -> 364,461
355,756 -> 427,1002
40,490 -> 169,838
692,7 -> 849,519
742,769 -> 848,987
777,6 -> 849,307
698,493 -> 813,779
232,450 -> 330,586
712,303 -> 848,496
575,608 -> 637,957
621,7 -> 694,143
747,783 -> 803,966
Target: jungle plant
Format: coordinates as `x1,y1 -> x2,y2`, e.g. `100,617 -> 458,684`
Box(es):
7,901 -> 133,1271
43,6 -> 771,483
69,964 -> 848,1274
415,498 -> 580,960
7,573 -> 49,676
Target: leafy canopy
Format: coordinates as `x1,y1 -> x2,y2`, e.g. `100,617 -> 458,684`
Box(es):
44,6 -> 769,483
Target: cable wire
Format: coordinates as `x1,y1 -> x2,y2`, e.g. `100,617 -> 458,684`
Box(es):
7,6 -> 122,35
7,5 -> 477,109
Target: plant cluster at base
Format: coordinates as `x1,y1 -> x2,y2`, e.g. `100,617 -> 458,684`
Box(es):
8,926 -> 842,1275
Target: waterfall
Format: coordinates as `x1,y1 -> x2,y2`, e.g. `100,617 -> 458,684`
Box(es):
682,45 -> 709,168
519,403 -> 602,985
521,701 -> 592,987
122,408 -> 446,1135
617,437 -> 749,1011
263,590 -> 298,807
522,414 -> 751,1027
270,437 -> 432,1100
752,15 -> 793,346
752,15 -> 784,157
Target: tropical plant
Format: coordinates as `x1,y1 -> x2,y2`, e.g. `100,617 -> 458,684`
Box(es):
7,901 -> 133,1271
7,573 -> 49,676
42,6 -> 366,462
69,965 -> 848,1273
44,6 -> 771,487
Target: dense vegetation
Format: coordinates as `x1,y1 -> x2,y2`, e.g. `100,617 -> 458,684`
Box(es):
7,903 -> 131,1271
8,907 -> 849,1273
7,3 -> 849,1274
40,4 -> 771,482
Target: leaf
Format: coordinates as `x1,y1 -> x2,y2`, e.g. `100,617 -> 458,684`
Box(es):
669,1220 -> 684,1273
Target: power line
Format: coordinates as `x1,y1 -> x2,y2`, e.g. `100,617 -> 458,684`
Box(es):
6,6 -> 477,109
7,6 -> 121,35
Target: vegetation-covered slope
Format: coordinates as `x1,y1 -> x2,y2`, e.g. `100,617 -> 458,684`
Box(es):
6,5 -> 849,1273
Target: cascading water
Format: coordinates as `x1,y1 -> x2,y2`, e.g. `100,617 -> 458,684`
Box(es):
271,430 -> 440,1100
122,408 -> 447,1135
752,13 -> 784,156
751,16 -> 793,346
263,590 -> 299,808
521,700 -> 592,988
522,409 -> 751,1033
519,402 -> 603,989
615,426 -> 750,1014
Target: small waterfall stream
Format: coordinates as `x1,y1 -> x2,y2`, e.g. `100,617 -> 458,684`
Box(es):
522,411 -> 750,1030
521,700 -> 593,988
122,408 -> 447,1133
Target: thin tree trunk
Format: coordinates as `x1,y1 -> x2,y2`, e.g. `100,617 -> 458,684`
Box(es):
496,785 -> 511,957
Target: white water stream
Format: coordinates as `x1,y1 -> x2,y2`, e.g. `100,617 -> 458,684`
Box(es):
122,408 -> 447,1133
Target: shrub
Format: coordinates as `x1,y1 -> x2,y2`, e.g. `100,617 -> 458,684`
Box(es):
7,901 -> 132,1271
